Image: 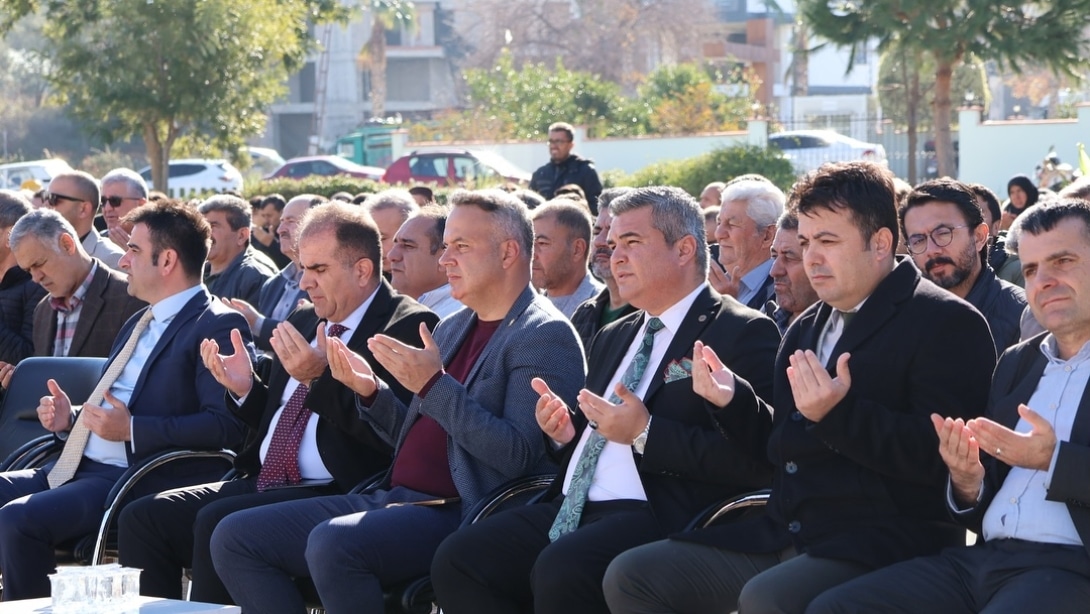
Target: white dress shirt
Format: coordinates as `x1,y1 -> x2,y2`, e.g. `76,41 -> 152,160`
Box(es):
255,286 -> 377,481
560,283 -> 706,502
84,284 -> 205,467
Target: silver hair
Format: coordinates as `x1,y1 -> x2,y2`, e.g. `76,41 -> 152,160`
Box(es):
365,189 -> 420,223
100,168 -> 149,199
448,188 -> 534,258
721,179 -> 786,229
9,207 -> 80,254
0,190 -> 33,229
610,186 -> 708,274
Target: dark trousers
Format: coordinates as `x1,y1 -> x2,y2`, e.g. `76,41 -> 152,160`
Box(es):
604,539 -> 870,614
431,498 -> 662,614
0,461 -> 125,600
209,486 -> 462,614
807,539 -> 1090,614
117,477 -> 330,603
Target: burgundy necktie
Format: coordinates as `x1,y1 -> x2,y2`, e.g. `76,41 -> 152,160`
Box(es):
257,323 -> 349,491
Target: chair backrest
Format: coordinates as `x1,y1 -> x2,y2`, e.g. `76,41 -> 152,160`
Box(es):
0,356 -> 106,463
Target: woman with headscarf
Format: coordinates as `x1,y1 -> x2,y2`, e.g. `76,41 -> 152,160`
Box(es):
999,174 -> 1039,231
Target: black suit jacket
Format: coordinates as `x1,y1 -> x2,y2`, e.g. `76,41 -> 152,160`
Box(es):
744,273 -> 775,312
958,333 -> 1090,558
232,281 -> 439,491
689,260 -> 996,569
542,285 -> 780,534
32,260 -> 146,358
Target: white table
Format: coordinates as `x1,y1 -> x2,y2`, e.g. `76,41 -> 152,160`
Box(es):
0,597 -> 239,613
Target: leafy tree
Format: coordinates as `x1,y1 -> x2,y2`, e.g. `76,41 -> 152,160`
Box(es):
0,0 -> 348,190
358,0 -> 416,121
639,63 -> 762,134
460,50 -> 647,140
878,51 -> 987,181
799,1 -> 1090,177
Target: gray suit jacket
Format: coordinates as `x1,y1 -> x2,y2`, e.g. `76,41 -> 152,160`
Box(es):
360,286 -> 586,517
32,260 -> 147,358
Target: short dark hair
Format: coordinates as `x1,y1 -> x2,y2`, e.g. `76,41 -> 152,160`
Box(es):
413,205 -> 449,254
408,186 -> 434,203
1007,198 -> 1090,257
902,178 -> 985,262
511,189 -> 546,210
967,183 -> 1002,225
0,190 -> 33,229
790,161 -> 899,252
125,198 -> 211,280
260,194 -> 287,211
533,200 -> 593,256
297,202 -> 382,278
777,207 -> 799,232
597,187 -> 633,213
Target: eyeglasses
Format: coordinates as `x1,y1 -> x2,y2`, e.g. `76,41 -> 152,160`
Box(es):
101,195 -> 140,208
547,139 -> 572,145
905,225 -> 969,255
45,192 -> 85,208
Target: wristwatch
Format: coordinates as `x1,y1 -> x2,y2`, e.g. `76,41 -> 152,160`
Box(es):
632,416 -> 652,455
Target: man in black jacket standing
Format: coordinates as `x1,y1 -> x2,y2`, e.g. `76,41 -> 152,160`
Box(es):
530,122 -> 603,213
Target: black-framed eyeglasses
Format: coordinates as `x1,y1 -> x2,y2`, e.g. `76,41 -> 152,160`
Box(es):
906,225 -> 968,255
547,139 -> 572,145
45,191 -> 85,208
101,195 -> 140,208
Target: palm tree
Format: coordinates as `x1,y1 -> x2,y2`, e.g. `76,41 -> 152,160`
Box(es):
358,0 -> 416,120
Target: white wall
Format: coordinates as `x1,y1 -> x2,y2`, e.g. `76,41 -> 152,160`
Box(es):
957,106 -> 1090,197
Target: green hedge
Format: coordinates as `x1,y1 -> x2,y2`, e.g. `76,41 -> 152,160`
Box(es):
245,145 -> 797,203
617,145 -> 798,196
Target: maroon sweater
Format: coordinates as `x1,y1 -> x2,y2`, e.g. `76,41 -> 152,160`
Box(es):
389,318 -> 501,496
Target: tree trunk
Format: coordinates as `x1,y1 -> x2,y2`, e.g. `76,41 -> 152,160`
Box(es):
792,20 -> 809,97
901,48 -> 919,183
932,59 -> 956,178
143,122 -> 167,194
370,18 -> 387,120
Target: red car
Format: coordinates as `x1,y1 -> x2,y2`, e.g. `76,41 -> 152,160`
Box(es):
266,155 -> 385,181
383,148 -> 530,186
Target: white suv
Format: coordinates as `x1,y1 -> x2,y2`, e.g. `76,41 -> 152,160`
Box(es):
0,158 -> 73,191
138,159 -> 244,198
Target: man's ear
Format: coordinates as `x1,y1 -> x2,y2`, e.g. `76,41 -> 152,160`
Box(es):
355,257 -> 375,285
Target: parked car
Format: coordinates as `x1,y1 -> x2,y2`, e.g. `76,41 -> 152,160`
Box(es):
138,159 -> 244,197
768,130 -> 888,174
266,155 -> 385,181
383,148 -> 531,186
243,146 -> 286,180
0,158 -> 72,191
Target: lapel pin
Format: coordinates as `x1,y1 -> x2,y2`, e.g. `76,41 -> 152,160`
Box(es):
698,315 -> 707,322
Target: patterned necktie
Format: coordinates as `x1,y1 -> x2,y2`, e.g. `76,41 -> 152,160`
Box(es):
549,316 -> 665,541
48,308 -> 156,489
257,323 -> 349,491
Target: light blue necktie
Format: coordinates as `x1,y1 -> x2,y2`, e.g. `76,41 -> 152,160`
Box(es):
549,317 -> 665,541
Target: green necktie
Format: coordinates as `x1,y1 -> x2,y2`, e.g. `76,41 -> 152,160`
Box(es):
548,317 -> 665,541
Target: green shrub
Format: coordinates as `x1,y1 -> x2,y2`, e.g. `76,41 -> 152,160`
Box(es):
622,145 -> 797,196
245,176 -> 384,200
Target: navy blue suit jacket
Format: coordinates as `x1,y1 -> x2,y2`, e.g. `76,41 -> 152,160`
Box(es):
94,287 -> 249,465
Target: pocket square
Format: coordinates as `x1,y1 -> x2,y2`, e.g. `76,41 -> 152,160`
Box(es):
664,358 -> 693,383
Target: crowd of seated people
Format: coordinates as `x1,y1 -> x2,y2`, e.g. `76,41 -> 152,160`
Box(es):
0,143 -> 1086,614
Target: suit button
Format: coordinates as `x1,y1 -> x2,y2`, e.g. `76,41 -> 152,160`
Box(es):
788,520 -> 801,533
791,411 -> 804,422
785,461 -> 798,474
